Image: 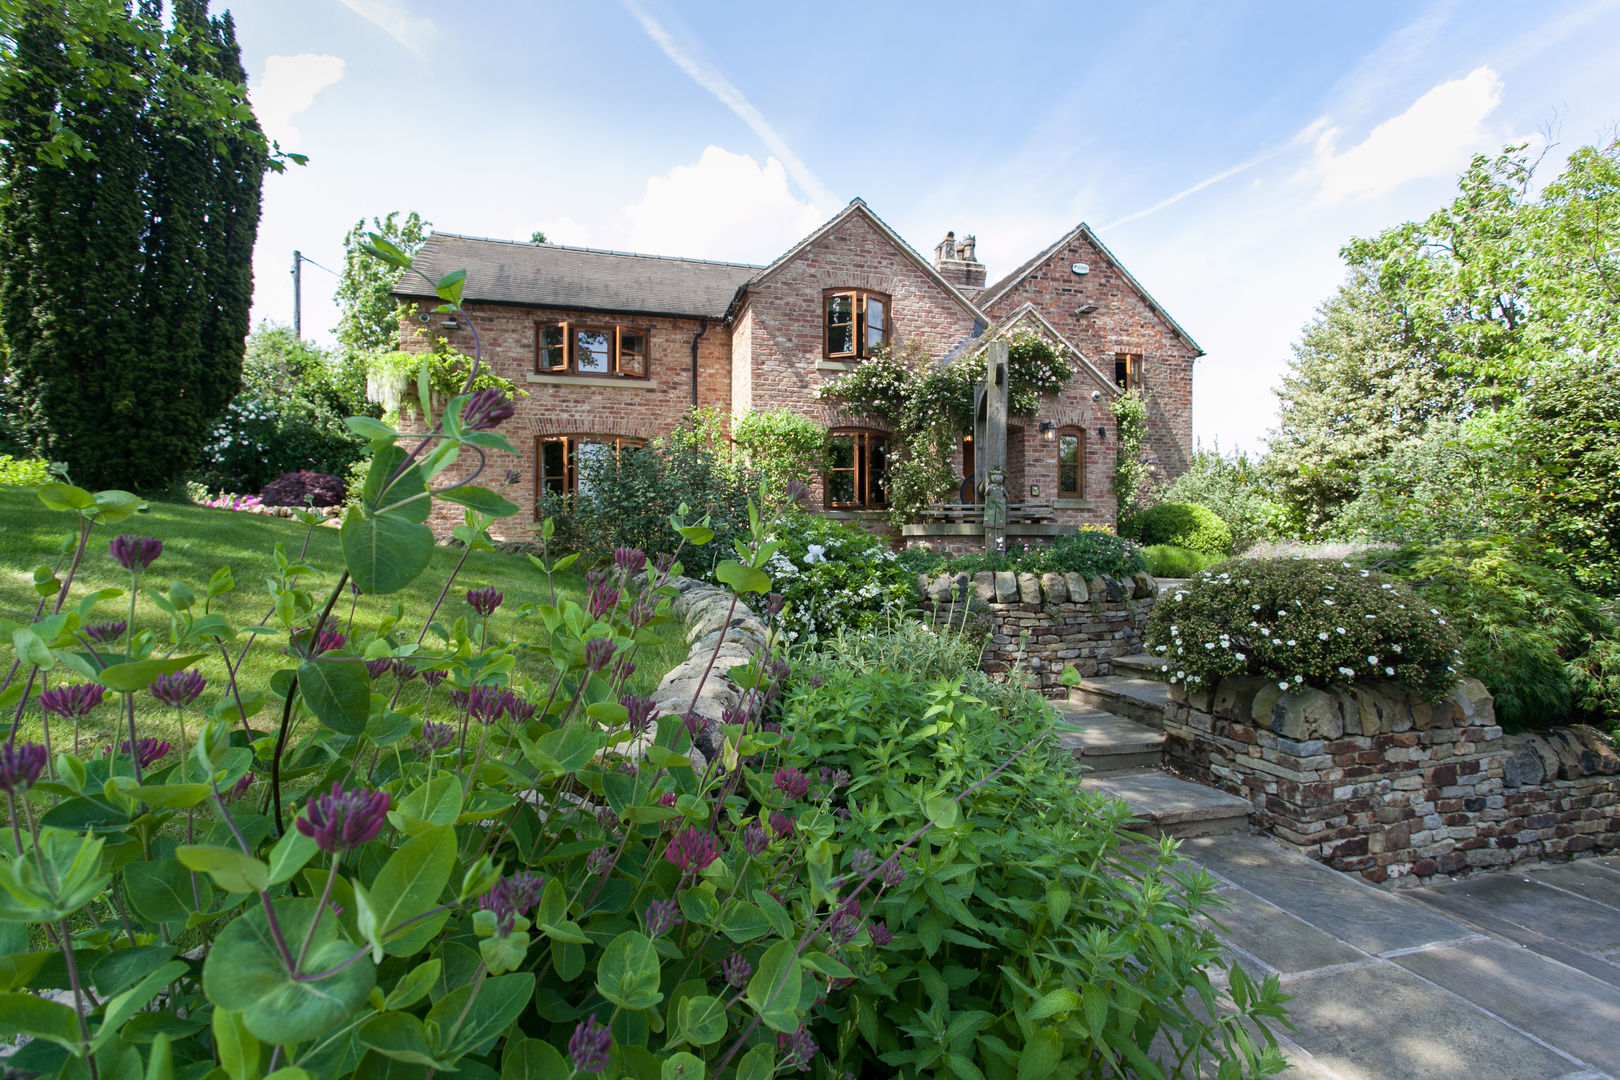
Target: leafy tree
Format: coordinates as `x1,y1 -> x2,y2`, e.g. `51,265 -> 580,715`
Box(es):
1158,442 -> 1284,553
0,0 -> 266,492
336,210 -> 429,355
529,229 -> 548,243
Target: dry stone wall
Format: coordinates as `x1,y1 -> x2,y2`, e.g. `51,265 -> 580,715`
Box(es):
1164,677 -> 1620,883
916,569 -> 1158,692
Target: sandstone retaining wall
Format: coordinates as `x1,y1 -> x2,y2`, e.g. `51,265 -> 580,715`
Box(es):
1165,677 -> 1620,883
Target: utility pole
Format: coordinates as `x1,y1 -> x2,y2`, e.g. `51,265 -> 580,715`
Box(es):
291,249 -> 302,339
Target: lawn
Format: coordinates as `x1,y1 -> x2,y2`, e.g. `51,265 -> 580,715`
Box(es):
0,485 -> 688,746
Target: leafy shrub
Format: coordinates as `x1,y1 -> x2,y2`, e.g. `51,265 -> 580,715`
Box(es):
762,512 -> 914,644
934,526 -> 1148,581
731,408 -> 827,503
785,649 -> 1291,1076
1159,444 -> 1287,552
259,469 -> 346,507
1146,558 -> 1461,699
1367,540 -> 1620,730
1128,502 -> 1234,556
0,453 -> 50,485
1144,543 -> 1225,578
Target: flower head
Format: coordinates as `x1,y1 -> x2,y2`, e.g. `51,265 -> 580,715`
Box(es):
586,846 -> 615,876
84,620 -> 126,645
40,683 -> 105,720
108,739 -> 171,768
764,592 -> 786,619
417,720 -> 456,752
664,826 -> 720,873
613,547 -> 646,575
148,669 -> 206,709
659,791 -> 679,808
773,767 -> 810,800
653,552 -> 676,575
305,628 -> 346,656
826,897 -> 862,945
768,811 -> 796,839
466,587 -> 503,617
644,898 -> 682,937
461,388 -> 515,432
742,821 -> 770,856
501,691 -> 537,724
391,658 -> 421,682
783,479 -> 809,505
869,921 -> 893,947
224,771 -> 255,802
879,858 -> 906,888
776,1026 -> 817,1072
568,1014 -> 612,1074
480,871 -> 545,934
584,637 -> 617,673
610,656 -> 636,685
722,953 -> 752,988
0,742 -> 48,794
419,668 -> 448,688
622,696 -> 658,733
626,596 -> 657,629
587,583 -> 621,621
295,782 -> 391,854
109,535 -> 162,572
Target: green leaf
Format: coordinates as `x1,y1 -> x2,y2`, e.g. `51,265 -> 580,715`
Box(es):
176,845 -> 269,894
212,1006 -> 261,1080
360,445 -> 430,523
714,561 -> 770,594
438,484 -> 518,519
1016,1028 -> 1064,1080
425,972 -> 533,1057
266,827 -> 320,886
0,990 -> 84,1053
384,959 -> 440,1011
346,417 -> 400,443
595,931 -> 663,1011
124,858 -> 208,924
36,482 -> 95,512
675,525 -> 713,545
744,940 -> 803,1033
97,654 -> 205,693
342,508 -> 435,596
203,898 -> 376,1046
357,1012 -> 447,1068
675,995 -> 728,1047
1025,987 -> 1080,1022
297,658 -> 371,736
735,1044 -> 775,1080
91,490 -> 145,524
925,795 -> 960,830
434,269 -> 467,306
500,1037 -> 568,1080
662,1052 -> 706,1080
91,945 -> 177,998
388,772 -> 463,833
361,234 -> 410,267
11,628 -> 52,668
719,902 -> 772,943
364,826 -> 455,958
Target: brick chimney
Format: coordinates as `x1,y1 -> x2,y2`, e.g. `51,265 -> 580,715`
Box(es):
932,230 -> 986,290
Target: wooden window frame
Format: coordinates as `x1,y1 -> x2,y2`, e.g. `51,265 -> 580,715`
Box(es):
532,320 -> 652,379
824,289 -> 891,360
1114,352 -> 1143,391
534,434 -> 645,517
1057,426 -> 1084,496
826,428 -> 889,509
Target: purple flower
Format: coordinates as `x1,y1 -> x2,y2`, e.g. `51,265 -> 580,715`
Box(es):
764,592 -> 785,619
596,805 -> 620,834
462,388 -> 515,432
622,696 -> 658,733
39,683 -> 105,720
768,811 -> 795,839
568,1014 -> 612,1074
783,479 -> 810,506
363,658 -> 394,680
869,922 -> 893,947
610,656 -> 636,685
480,871 -> 545,934
850,849 -> 877,875
453,684 -> 507,725
0,742 -> 48,794
658,791 -> 679,809
502,468 -> 522,486
586,846 -> 614,876
741,822 -> 770,856
777,1026 -> 817,1072
108,739 -> 171,768
587,583 -> 621,621
626,597 -> 657,629
664,827 -> 720,873
830,768 -> 851,789
298,628 -> 346,656
84,620 -> 126,645
225,772 -> 254,802
773,767 -> 809,800
770,658 -> 791,684
109,535 -> 162,572
653,552 -> 676,575
296,782 -> 391,854
391,658 -> 421,682
420,668 -> 448,688
417,720 -> 456,752
880,858 -> 906,888
722,953 -> 752,988
466,587 -> 503,617
149,670 -> 206,709
681,712 -> 704,737
720,705 -> 748,729
501,691 -> 536,724
644,898 -> 682,937
583,637 -> 616,673
826,897 -> 862,945
613,547 -> 646,575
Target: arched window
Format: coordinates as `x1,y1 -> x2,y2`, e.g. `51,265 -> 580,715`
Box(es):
1057,426 -> 1084,497
535,434 -> 644,515
826,429 -> 888,508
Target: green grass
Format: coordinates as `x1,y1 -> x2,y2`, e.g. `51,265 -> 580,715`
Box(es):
0,485 -> 687,747
1142,543 -> 1226,578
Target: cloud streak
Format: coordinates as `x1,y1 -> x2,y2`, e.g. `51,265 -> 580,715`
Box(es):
619,0 -> 835,211
1101,149 -> 1283,231
336,0 -> 434,57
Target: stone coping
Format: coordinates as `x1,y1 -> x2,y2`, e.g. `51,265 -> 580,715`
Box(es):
917,569 -> 1157,606
901,522 -> 1077,538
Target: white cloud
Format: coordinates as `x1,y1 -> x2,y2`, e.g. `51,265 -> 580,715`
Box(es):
530,218 -> 592,247
619,1 -> 835,212
251,54 -> 345,147
337,0 -> 434,57
1302,66 -> 1508,205
612,146 -> 824,262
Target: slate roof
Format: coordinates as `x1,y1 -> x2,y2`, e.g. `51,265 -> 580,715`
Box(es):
394,233 -> 763,320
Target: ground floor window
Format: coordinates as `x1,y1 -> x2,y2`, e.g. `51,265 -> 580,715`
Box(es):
535,435 -> 642,513
827,429 -> 888,508
1058,427 -> 1084,495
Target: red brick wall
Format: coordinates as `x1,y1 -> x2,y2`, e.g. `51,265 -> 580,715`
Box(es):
397,300 -> 729,540
982,233 -> 1197,485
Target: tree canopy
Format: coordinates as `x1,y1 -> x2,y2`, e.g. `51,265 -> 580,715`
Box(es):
335,210 -> 429,355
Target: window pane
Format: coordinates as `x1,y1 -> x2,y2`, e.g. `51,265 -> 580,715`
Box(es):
576,330 -> 611,373
1059,434 -> 1079,494
828,470 -> 856,504
827,293 -> 853,323
826,294 -> 854,355
865,298 -> 885,350
540,439 -> 568,493
618,332 -> 646,376
828,324 -> 853,355
576,440 -> 614,495
827,435 -> 855,470
868,436 -> 888,505
541,325 -> 565,370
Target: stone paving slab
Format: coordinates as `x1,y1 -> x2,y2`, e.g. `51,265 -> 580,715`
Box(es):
1204,885 -> 1366,975
1084,768 -> 1252,835
1521,860 -> 1620,912
1182,835 -> 1475,956
1393,939 -> 1620,1073
1276,962 -> 1581,1080
1407,873 -> 1620,953
1052,709 -> 1165,752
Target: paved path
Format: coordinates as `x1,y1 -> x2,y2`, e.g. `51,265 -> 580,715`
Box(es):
1181,836 -> 1620,1080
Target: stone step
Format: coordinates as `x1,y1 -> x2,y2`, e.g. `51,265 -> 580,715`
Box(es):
1109,652 -> 1168,679
1084,767 -> 1254,838
1070,676 -> 1173,729
1053,705 -> 1165,773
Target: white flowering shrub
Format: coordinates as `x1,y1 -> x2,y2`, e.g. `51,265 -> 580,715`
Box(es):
760,513 -> 915,644
1145,558 -> 1461,700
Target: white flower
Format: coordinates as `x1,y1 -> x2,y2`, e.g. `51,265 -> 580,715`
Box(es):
803,544 -> 826,565
1385,666 -> 1395,675
1294,674 -> 1304,683
1286,639 -> 1297,647
1338,666 -> 1355,676
1367,655 -> 1378,665
1337,627 -> 1347,634
1318,631 -> 1329,640
1278,681 -> 1289,690
1234,652 -> 1246,661
1323,599 -> 1335,606
1392,644 -> 1402,654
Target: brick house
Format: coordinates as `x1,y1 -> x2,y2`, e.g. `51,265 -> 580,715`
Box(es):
392,199 -> 1200,543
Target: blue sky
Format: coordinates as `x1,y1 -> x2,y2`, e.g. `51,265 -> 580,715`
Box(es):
232,0 -> 1620,452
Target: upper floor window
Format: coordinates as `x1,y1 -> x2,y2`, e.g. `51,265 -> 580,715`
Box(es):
827,429 -> 888,508
536,322 -> 650,378
535,434 -> 644,514
825,290 -> 889,359
1057,427 -> 1084,496
1114,352 -> 1143,391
